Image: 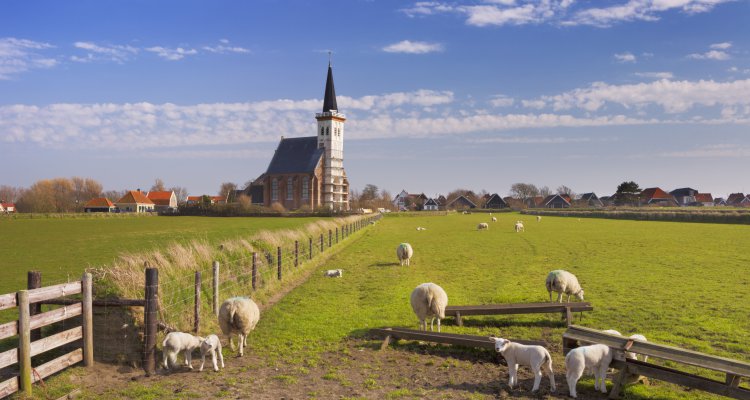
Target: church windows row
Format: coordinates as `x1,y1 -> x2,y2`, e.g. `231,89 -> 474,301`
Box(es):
286,178 -> 294,200
302,177 -> 309,200
271,178 -> 279,201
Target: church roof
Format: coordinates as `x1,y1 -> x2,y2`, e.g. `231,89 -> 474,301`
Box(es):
323,64 -> 338,113
266,137 -> 324,174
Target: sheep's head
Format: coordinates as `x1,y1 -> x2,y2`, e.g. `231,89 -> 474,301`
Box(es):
576,289 -> 585,301
490,337 -> 510,353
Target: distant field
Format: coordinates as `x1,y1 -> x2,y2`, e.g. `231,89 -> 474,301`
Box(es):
0,215 -> 324,295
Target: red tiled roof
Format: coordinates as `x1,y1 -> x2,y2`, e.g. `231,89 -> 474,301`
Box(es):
211,196 -> 226,202
640,187 -> 674,201
1,203 -> 15,208
117,190 -> 154,205
84,197 -> 114,208
694,193 -> 713,203
147,191 -> 174,206
187,196 -> 202,201
727,193 -> 745,204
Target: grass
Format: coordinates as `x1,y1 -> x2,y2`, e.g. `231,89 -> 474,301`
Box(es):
245,212 -> 750,398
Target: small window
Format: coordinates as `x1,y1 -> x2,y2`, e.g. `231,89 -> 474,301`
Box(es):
320,127 -> 324,135
286,178 -> 293,200
326,127 -> 329,135
271,178 -> 279,201
302,177 -> 309,200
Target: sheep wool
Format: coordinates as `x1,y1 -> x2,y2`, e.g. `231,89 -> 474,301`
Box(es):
218,297 -> 260,357
396,243 -> 414,266
410,283 -> 448,332
545,270 -> 584,303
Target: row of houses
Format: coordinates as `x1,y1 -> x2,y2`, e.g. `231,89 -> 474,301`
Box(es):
0,202 -> 16,213
83,190 -> 230,213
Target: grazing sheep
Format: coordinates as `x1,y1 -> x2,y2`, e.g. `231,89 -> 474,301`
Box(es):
162,331 -> 203,370
218,297 -> 260,357
628,334 -> 648,362
490,337 -> 556,392
199,334 -> 225,372
477,222 -> 489,230
324,269 -> 343,278
416,226 -> 427,231
514,221 -> 525,232
410,283 -> 448,332
545,270 -> 584,303
396,243 -> 414,266
537,215 -> 542,222
565,344 -> 613,398
491,217 -> 498,222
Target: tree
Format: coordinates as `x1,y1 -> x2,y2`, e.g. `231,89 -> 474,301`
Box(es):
150,178 -> 166,192
169,186 -> 188,204
509,183 -> 540,200
71,177 -> 102,211
539,186 -> 552,197
360,184 -> 379,202
615,181 -> 641,206
556,185 -> 575,199
219,182 -> 238,203
0,185 -> 23,203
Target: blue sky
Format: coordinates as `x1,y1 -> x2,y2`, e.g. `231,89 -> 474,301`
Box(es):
1,0 -> 749,199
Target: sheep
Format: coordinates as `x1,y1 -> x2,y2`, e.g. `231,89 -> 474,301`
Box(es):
477,222 -> 489,230
545,270 -> 584,303
162,331 -> 204,370
491,217 -> 498,222
324,269 -> 343,278
490,337 -> 556,392
537,215 -> 542,222
602,330 -> 648,362
565,344 -> 614,398
396,243 -> 414,266
218,297 -> 260,357
199,334 -> 225,372
410,283 -> 448,332
514,221 -> 525,232
416,226 -> 427,231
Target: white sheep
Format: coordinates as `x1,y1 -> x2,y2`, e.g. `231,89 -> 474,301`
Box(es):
491,337 -> 556,392
410,283 -> 448,332
537,215 -> 542,222
416,227 -> 427,231
162,331 -> 203,370
565,344 -> 613,398
491,216 -> 497,222
324,269 -> 343,278
477,222 -> 489,230
218,297 -> 260,357
545,270 -> 584,303
515,221 -> 525,232
602,330 -> 648,362
396,243 -> 414,266
199,334 -> 225,372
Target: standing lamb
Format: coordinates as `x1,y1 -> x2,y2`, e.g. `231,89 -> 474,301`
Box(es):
545,270 -> 584,303
324,269 -> 343,277
628,334 -> 648,362
537,216 -> 542,222
477,222 -> 489,230
396,243 -> 414,266
490,337 -> 556,392
199,334 -> 225,372
410,283 -> 448,332
162,331 -> 203,370
514,221 -> 525,232
565,344 -> 613,398
491,217 -> 497,222
218,297 -> 260,357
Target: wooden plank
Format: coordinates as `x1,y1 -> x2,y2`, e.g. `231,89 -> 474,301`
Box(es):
41,298 -> 145,307
0,347 -> 18,369
370,327 -> 544,350
445,302 -> 593,316
17,290 -> 32,396
30,326 -> 82,357
32,348 -> 83,383
565,325 -> 750,377
0,320 -> 17,341
82,272 -> 93,367
0,377 -> 18,399
0,293 -> 16,311
27,281 -> 81,304
54,388 -> 82,400
29,303 -> 82,330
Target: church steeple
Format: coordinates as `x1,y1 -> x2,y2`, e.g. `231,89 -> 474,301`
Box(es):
322,61 -> 338,113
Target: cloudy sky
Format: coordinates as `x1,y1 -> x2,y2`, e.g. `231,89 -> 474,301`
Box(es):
1,0 -> 749,199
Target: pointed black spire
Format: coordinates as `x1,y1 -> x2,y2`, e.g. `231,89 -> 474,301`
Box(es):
322,61 -> 338,113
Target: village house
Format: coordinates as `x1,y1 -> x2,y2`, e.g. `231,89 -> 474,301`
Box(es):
714,197 -> 727,206
639,187 -> 678,206
670,188 -> 699,206
115,190 -> 155,213
524,196 -> 545,208
484,193 -> 508,209
393,190 -> 428,211
422,198 -> 440,211
726,193 -> 745,206
83,197 -> 116,213
577,193 -> 604,208
447,195 -> 477,210
542,194 -> 571,208
0,202 -> 16,213
694,193 -> 714,207
146,190 -> 177,212
186,195 -> 226,206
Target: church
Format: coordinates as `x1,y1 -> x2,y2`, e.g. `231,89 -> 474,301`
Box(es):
246,63 -> 350,211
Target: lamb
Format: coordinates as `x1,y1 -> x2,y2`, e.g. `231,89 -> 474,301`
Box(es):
477,222 -> 489,230
410,283 -> 448,332
218,297 -> 260,357
545,270 -> 584,303
491,217 -> 497,222
514,221 -> 524,232
162,331 -> 203,370
602,330 -> 648,362
396,243 -> 414,266
324,269 -> 343,277
416,227 -> 427,231
490,337 -> 556,392
565,344 -> 614,397
199,334 -> 225,372
537,215 -> 542,222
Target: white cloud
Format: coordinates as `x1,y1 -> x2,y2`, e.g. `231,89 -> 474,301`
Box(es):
634,71 -> 674,79
489,95 -> 515,107
72,41 -> 139,63
521,99 -> 546,109
570,0 -> 733,27
469,136 -> 591,144
202,40 -> 250,54
688,50 -> 730,60
145,46 -> 198,61
382,40 -> 443,54
0,37 -> 58,79
710,42 -> 732,50
614,52 -> 637,63
659,144 -> 750,158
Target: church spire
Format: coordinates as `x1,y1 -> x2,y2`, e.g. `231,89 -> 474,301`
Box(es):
322,59 -> 338,113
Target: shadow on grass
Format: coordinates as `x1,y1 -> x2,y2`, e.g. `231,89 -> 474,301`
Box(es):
453,316 -> 565,329
368,261 -> 400,268
437,381 -> 501,397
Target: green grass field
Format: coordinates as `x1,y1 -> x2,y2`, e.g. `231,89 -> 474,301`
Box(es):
0,216 -> 324,295
245,212 -> 750,398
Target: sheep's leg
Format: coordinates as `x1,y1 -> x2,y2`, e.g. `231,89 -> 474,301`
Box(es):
218,344 -> 225,368
429,317 -> 435,331
186,349 -> 193,369
598,365 -> 609,393
531,367 -> 542,392
545,361 -> 556,392
567,367 -> 583,398
556,292 -> 563,303
437,318 -> 441,333
212,349 -> 219,371
508,363 -> 517,388
199,352 -> 206,372
238,334 -> 244,356
567,293 -> 571,303
229,335 -> 236,351
162,351 -> 169,370
548,290 -> 552,302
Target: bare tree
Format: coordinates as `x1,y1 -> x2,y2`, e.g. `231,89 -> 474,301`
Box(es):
150,178 -> 166,192
219,182 -> 238,202
103,190 -> 127,202
509,183 -> 540,200
169,186 -> 189,204
0,185 -> 23,203
556,185 -> 576,198
539,186 -> 552,197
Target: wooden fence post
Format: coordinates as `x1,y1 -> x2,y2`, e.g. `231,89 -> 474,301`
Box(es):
252,252 -> 258,290
320,234 -> 324,252
212,261 -> 220,316
329,230 -> 332,248
194,271 -> 201,334
82,272 -> 94,367
277,247 -> 282,280
309,237 -> 313,260
336,227 -> 339,244
143,267 -> 158,376
294,241 -> 299,267
27,271 -> 42,342
17,290 -> 32,396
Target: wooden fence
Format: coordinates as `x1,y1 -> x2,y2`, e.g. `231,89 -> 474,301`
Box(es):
0,273 -> 93,398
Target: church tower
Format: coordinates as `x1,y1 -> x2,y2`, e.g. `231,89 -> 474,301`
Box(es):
315,61 -> 348,211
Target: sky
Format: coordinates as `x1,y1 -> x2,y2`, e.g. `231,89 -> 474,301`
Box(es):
1,0 -> 749,199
